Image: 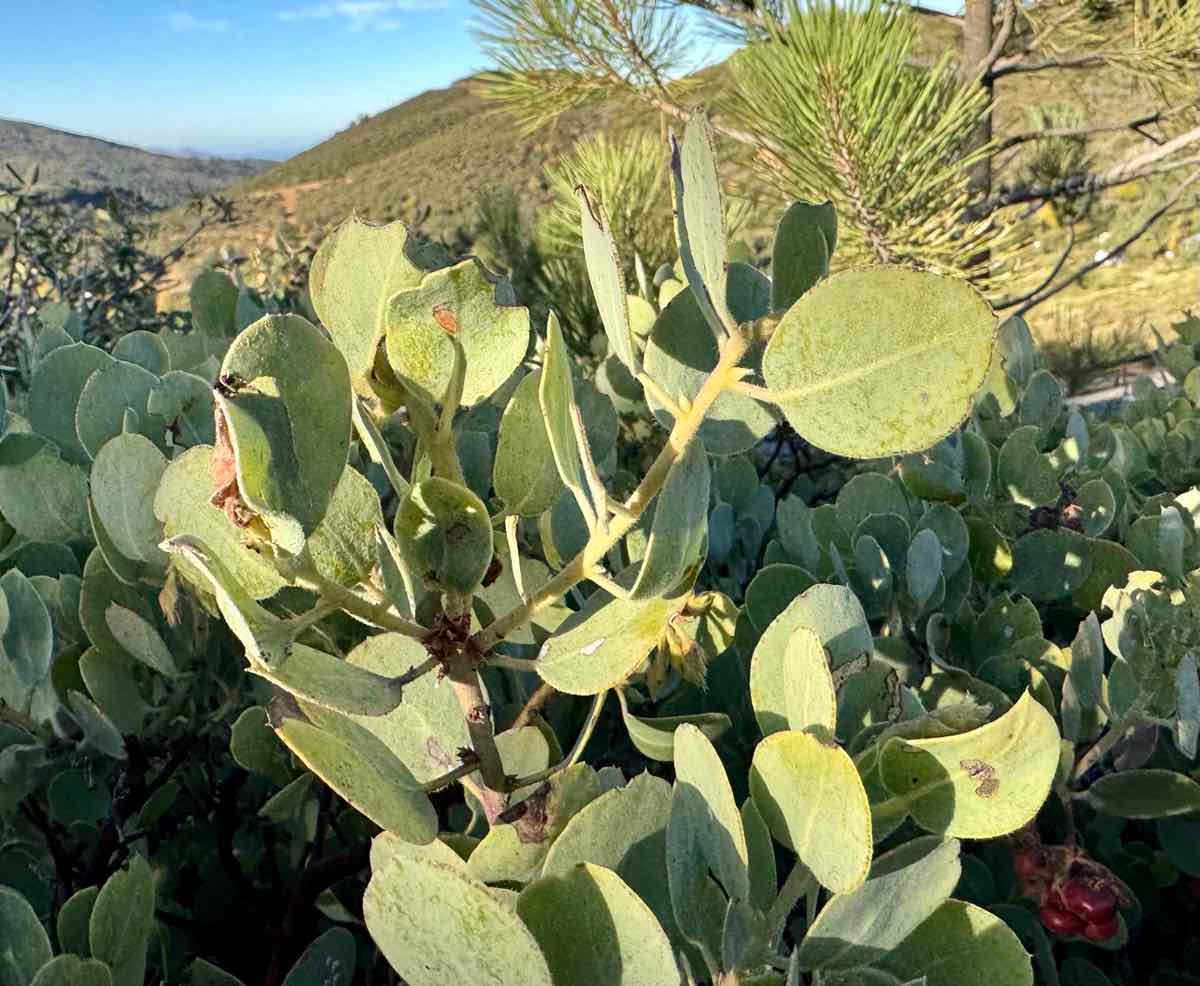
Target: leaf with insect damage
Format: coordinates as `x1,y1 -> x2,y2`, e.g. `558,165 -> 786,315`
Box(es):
877,691 -> 1059,838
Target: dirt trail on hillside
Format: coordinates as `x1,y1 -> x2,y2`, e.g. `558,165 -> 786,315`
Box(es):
248,178 -> 333,222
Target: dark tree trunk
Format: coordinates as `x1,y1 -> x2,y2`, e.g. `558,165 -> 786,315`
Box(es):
964,0 -> 993,272
962,0 -> 995,201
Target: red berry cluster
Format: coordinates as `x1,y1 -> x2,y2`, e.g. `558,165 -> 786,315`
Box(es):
1012,840 -> 1125,943
1038,877 -> 1120,941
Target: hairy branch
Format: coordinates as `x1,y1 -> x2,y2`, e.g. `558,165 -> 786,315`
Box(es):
994,223 -> 1077,310
977,124 -> 1200,214
995,107 -> 1188,153
1011,170 -> 1200,316
473,330 -> 750,652
972,0 -> 1018,79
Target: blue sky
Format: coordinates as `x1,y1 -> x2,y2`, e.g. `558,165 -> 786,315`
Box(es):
0,1 -> 493,159
1,1 -> 961,161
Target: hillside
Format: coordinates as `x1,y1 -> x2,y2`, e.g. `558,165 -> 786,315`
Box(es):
0,118 -> 269,207
187,75 -> 627,245
158,11 -> 1196,342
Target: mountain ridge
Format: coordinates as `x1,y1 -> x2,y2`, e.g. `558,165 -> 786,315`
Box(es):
0,117 -> 271,207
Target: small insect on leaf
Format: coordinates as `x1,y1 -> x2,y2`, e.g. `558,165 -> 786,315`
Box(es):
432,304 -> 460,336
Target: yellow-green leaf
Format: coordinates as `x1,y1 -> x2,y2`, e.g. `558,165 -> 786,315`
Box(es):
275,704 -> 437,843
876,899 -> 1033,986
536,584 -> 681,696
364,855 -> 553,986
309,217 -> 432,392
877,691 -> 1059,838
217,314 -> 352,552
762,269 -> 996,458
518,864 -> 677,986
749,730 -> 872,893
385,258 -> 529,407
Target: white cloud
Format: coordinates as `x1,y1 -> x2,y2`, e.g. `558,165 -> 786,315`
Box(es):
164,11 -> 230,32
277,0 -> 447,31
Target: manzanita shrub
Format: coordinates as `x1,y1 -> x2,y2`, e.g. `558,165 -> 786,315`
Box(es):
3,112 -> 1200,985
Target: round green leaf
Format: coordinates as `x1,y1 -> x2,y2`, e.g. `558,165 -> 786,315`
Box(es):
395,477 -> 492,594
997,426 -> 1059,508
112,331 -> 170,375
1086,769 -> 1200,819
31,955 -> 112,986
878,691 -> 1059,838
0,434 -> 91,542
537,583 -> 680,696
275,705 -> 437,842
836,473 -> 910,536
1076,479 -> 1116,536
341,639 -> 454,768
0,885 -> 52,984
309,216 -> 434,391
385,258 -> 529,407
750,583 -> 872,736
795,838 -> 962,969
493,370 -> 562,516
876,899 -> 1032,986
26,342 -> 113,462
668,724 -> 750,949
76,359 -> 165,459
230,706 -> 294,786
78,648 -> 148,735
190,270 -> 239,339
518,864 -> 678,986
781,627 -> 838,734
749,729 -> 872,893
771,199 -> 836,312
762,269 -> 996,458
90,855 -> 154,970
744,564 -> 816,633
147,370 -> 216,446
306,466 -> 383,587
1008,529 -> 1091,601
282,927 -> 356,986
90,433 -> 168,569
56,886 -> 98,956
217,313 -> 352,550
154,446 -> 287,601
364,855 -> 553,986
0,570 -> 52,687
915,503 -> 969,577
104,603 -> 177,676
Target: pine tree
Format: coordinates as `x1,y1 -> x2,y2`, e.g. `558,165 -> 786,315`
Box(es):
472,0 -> 1200,312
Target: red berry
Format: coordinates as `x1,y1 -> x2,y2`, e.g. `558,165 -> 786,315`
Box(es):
1063,881 -> 1118,922
1040,905 -> 1085,936
1083,915 -> 1120,941
1014,850 -> 1043,879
